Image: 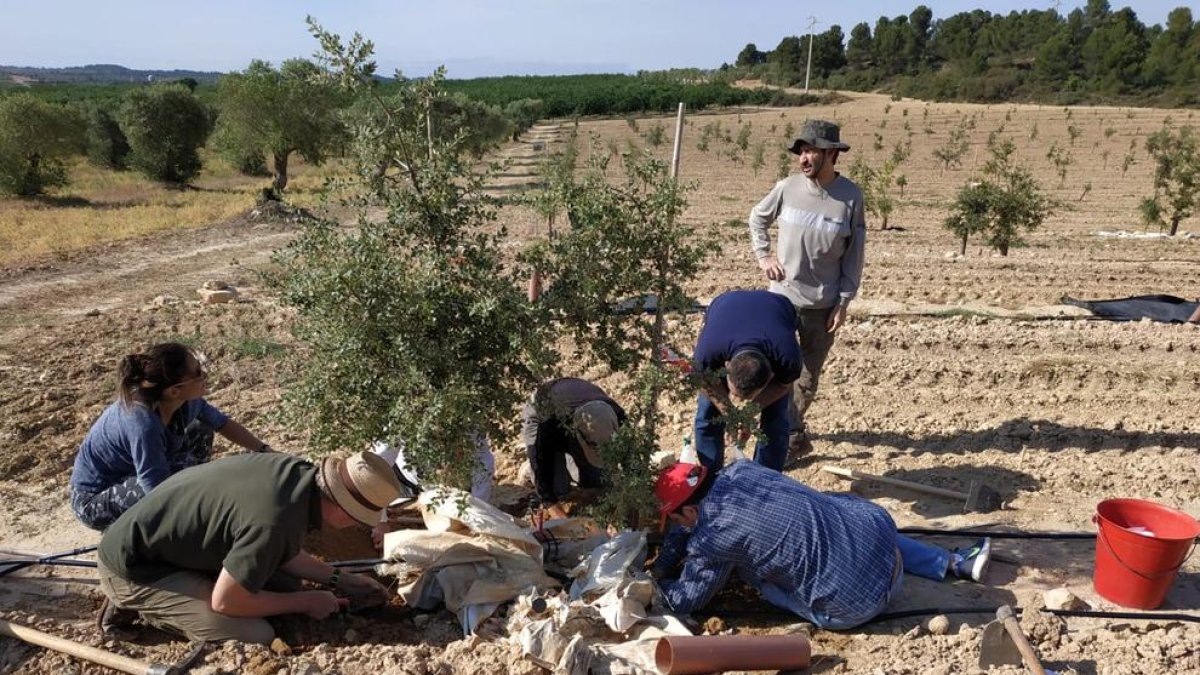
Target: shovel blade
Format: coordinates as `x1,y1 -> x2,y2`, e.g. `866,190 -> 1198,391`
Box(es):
979,619 -> 1022,668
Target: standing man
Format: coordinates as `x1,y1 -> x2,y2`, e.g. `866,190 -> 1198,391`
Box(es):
96,451 -> 401,643
691,289 -> 803,473
652,461 -> 991,627
749,120 -> 867,459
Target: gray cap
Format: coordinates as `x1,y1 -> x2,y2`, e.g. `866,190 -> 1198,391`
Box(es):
788,119 -> 851,153
573,400 -> 619,467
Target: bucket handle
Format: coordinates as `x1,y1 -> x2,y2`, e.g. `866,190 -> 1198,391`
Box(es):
1093,515 -> 1200,581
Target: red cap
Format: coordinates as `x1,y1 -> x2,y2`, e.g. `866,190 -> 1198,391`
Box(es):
655,463 -> 707,527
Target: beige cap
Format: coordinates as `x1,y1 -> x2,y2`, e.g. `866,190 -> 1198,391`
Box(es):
318,451 -> 402,526
573,400 -> 619,467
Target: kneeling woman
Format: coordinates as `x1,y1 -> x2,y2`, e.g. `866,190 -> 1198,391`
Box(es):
69,343 -> 273,530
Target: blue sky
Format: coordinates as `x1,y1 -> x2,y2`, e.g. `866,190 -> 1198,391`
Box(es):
1,1 -> 1184,78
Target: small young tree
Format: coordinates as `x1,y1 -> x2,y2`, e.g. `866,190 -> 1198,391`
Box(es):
1045,142 -> 1073,188
943,139 -> 1052,256
735,122 -> 752,153
750,141 -> 766,177
213,59 -> 349,192
0,94 -> 85,196
776,148 -> 792,180
644,122 -> 666,148
943,181 -> 991,255
523,147 -> 720,525
932,118 -> 970,173
1140,124 -> 1198,236
120,85 -> 212,184
849,154 -> 898,230
267,20 -> 553,492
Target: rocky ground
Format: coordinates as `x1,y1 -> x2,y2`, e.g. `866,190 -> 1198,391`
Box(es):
1,97 -> 1198,674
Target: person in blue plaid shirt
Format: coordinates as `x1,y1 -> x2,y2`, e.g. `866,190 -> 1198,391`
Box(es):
652,461 -> 991,628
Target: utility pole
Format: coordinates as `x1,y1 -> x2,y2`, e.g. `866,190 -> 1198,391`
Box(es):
804,16 -> 819,93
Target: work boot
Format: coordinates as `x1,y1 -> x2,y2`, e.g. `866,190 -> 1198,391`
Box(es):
950,538 -> 992,583
96,597 -> 139,639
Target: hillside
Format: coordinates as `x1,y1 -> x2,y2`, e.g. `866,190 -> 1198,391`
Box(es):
0,63 -> 223,85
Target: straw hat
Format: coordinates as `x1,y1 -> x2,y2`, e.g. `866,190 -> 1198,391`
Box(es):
572,400 -> 619,467
318,451 -> 403,526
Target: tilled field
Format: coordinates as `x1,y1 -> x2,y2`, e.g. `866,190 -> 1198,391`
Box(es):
1,93 -> 1198,674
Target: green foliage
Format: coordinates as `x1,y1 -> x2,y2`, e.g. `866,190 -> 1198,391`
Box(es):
213,59 -> 349,191
1141,123 -> 1199,235
750,141 -> 766,177
1045,142 -> 1074,187
0,93 -> 85,196
437,74 -> 816,118
522,146 -> 720,525
644,121 -> 666,148
734,4 -> 1200,107
943,138 -> 1053,256
268,20 -> 554,492
735,122 -> 752,152
849,149 -> 903,230
84,104 -> 130,170
119,84 -> 212,184
932,118 -> 970,172
503,98 -> 544,140
777,148 -> 792,180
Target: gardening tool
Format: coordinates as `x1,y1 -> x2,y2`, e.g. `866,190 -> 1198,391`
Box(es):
0,545 -> 97,578
0,618 -> 205,674
979,605 -> 1045,674
823,465 -> 1003,513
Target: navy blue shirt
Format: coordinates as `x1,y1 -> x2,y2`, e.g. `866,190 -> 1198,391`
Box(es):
692,290 -> 802,384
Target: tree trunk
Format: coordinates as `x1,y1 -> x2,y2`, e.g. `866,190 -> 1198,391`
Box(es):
272,151 -> 290,192
881,214 -> 890,230
998,241 -> 1009,256
960,233 -> 968,255
1169,217 -> 1180,237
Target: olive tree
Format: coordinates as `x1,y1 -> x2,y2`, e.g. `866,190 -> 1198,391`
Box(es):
213,59 -> 349,192
1140,123 -> 1198,236
0,94 -> 85,196
84,104 -> 130,170
267,20 -> 553,492
119,85 -> 213,184
943,138 -> 1052,256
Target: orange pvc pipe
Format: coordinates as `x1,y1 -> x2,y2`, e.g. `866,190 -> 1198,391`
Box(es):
654,634 -> 811,674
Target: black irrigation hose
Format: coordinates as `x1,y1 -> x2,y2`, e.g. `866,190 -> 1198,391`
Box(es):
712,605 -> 1200,625
899,527 -> 1096,540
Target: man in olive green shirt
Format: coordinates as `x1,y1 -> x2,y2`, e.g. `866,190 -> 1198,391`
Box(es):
98,451 -> 401,643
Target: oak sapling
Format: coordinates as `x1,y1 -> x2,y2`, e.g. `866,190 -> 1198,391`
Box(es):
1140,123 -> 1199,236
943,138 -> 1052,256
522,146 -> 720,526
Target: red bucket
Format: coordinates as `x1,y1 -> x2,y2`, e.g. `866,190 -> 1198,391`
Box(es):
1093,499 -> 1200,609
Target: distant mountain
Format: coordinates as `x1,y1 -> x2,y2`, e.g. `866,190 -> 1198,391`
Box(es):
0,64 -> 225,85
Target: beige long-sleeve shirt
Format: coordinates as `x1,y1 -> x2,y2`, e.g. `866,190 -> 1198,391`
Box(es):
748,173 -> 867,309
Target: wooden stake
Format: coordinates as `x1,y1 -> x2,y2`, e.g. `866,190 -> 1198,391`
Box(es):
671,102 -> 685,179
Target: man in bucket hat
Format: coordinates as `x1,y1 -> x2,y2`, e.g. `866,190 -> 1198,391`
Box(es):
95,451 -> 401,643
748,119 -> 867,463
652,461 -> 991,628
